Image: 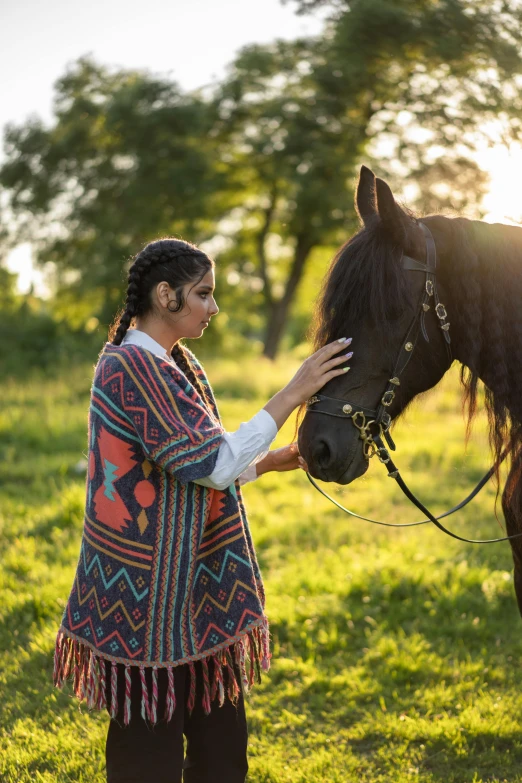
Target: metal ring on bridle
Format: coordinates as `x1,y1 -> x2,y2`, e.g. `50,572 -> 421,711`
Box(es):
381,390 -> 395,407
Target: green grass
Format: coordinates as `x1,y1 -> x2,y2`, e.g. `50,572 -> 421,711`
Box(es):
1,357 -> 522,782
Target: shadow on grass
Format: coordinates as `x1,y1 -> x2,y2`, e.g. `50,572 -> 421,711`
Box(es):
0,645 -> 108,783
1,646 -> 71,730
271,573 -> 521,660
348,729 -> 522,781
0,641 -> 109,739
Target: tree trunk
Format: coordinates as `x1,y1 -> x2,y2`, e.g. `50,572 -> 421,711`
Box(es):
263,235 -> 313,360
255,184 -> 277,309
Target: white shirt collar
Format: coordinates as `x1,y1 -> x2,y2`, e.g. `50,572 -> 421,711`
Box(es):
121,329 -> 176,365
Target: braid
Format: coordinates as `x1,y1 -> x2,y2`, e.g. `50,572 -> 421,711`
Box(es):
171,343 -> 209,404
110,254 -> 156,345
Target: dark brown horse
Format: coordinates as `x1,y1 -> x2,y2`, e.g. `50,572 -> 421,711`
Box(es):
297,165 -> 522,616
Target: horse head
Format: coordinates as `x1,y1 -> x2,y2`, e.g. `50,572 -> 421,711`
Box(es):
298,165 -> 455,484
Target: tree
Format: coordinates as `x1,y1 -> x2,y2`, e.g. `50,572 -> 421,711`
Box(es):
0,58 -> 225,327
214,0 -> 522,356
213,40 -> 365,357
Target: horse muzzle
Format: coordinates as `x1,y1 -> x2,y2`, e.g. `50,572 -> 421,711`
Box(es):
298,412 -> 368,484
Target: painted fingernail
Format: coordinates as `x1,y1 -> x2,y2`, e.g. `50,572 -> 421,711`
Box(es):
345,351 -> 353,359
343,366 -> 351,372
344,337 -> 352,345
337,337 -> 347,343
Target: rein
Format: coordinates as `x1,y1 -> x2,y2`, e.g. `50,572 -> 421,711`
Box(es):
306,222 -> 520,545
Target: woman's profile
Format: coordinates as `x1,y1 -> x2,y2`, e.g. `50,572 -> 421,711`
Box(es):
53,238 -> 352,782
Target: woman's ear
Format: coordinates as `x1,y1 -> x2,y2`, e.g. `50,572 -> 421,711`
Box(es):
375,177 -> 406,245
355,165 -> 377,225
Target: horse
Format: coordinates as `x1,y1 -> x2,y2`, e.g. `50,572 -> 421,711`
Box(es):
297,165 -> 522,617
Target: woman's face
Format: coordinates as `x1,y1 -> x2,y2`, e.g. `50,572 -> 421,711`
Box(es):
169,268 -> 219,339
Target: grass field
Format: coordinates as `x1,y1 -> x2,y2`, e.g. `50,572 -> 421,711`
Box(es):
1,355 -> 522,782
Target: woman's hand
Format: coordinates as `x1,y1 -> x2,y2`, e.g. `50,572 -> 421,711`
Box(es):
263,337 -> 353,430
284,337 -> 353,406
256,443 -> 309,477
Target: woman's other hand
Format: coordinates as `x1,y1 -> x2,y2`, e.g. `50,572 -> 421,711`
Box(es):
256,443 -> 309,477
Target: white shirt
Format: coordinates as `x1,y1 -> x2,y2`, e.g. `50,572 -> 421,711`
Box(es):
120,330 -> 278,490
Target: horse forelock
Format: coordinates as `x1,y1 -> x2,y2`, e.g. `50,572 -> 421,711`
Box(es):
312,218 -> 414,351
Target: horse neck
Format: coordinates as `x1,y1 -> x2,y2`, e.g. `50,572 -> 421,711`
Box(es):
445,219 -> 522,416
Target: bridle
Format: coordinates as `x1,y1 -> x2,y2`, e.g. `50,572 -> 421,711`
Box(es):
305,222 -> 521,545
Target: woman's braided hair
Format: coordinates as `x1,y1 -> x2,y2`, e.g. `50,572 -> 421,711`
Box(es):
108,238 -> 214,402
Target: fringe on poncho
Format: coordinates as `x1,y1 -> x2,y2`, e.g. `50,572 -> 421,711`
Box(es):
54,342 -> 270,724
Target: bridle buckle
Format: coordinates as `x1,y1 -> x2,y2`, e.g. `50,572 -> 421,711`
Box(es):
381,390 -> 395,407
435,302 -> 447,320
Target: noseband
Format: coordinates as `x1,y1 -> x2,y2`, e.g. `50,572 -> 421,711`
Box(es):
305,222 -> 519,545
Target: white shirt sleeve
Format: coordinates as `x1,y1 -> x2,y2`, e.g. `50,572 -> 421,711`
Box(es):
237,462 -> 258,486
193,409 -> 278,491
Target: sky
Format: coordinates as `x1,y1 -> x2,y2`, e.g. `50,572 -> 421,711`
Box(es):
2,0 -> 522,296
2,0 -> 327,133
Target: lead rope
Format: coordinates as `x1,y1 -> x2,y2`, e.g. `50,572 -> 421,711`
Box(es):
305,451 -> 503,530
374,434 -> 522,544
306,415 -> 520,543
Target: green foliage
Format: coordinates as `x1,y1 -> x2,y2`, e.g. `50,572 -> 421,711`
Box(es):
1,58 -> 226,324
1,360 -> 522,781
0,290 -> 102,375
0,266 -> 19,309
217,38 -> 362,244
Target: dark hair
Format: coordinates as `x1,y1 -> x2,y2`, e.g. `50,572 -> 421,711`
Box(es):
312,218 -> 414,351
108,238 -> 214,400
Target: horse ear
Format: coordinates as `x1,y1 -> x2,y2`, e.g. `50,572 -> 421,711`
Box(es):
375,177 -> 405,244
355,165 -> 376,225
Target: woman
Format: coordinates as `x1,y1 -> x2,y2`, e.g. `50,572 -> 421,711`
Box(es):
53,238 -> 352,783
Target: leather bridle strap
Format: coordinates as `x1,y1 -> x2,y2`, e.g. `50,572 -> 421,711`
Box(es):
373,435 -> 519,543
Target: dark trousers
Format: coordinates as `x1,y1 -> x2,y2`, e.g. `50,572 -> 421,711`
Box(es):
104,660 -> 248,783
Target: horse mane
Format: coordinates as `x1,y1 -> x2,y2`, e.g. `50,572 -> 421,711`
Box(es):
452,217 -> 522,494
312,213 -> 522,492
312,215 -> 414,350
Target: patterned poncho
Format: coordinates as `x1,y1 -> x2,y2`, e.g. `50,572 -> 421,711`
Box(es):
53,342 -> 270,725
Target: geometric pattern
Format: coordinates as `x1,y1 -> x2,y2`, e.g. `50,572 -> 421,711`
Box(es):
134,460 -> 156,535
93,426 -> 137,532
58,341 -> 268,673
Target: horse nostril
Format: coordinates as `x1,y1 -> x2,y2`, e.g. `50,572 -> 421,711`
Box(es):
315,439 -> 332,469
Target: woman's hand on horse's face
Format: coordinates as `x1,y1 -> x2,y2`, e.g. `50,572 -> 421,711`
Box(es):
285,338 -> 353,405
262,339 -> 353,430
